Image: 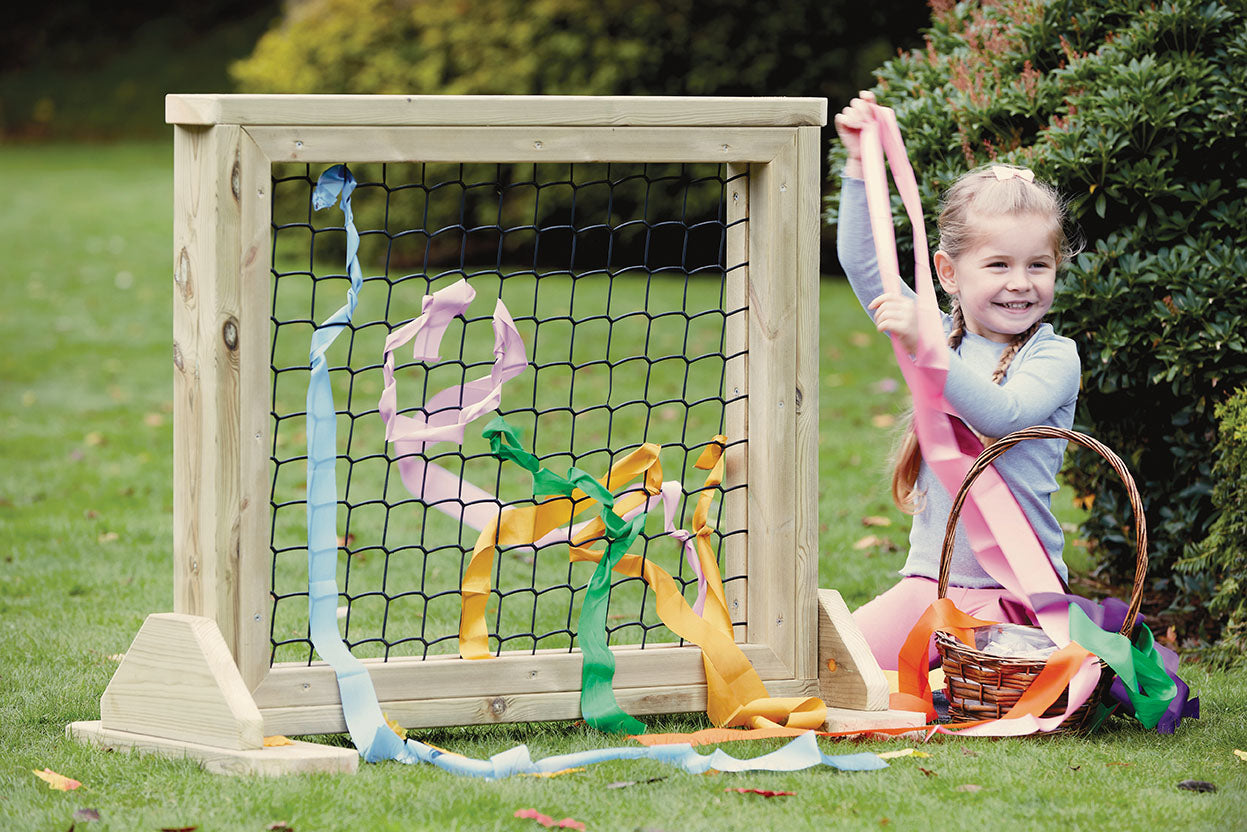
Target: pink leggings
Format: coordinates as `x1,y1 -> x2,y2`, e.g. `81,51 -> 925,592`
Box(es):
851,576 -> 1032,671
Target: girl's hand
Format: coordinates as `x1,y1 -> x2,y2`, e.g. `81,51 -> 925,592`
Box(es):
868,291 -> 919,355
833,91 -> 877,178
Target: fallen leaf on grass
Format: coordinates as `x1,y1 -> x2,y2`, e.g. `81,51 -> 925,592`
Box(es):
73,808 -> 100,822
871,413 -> 897,429
606,777 -> 666,789
917,767 -> 936,777
1106,762 -> 1132,767
853,535 -> 897,552
263,735 -> 293,747
513,809 -> 585,830
1176,780 -> 1216,793
32,769 -> 81,791
159,827 -> 197,831
954,784 -> 982,793
861,515 -> 892,527
725,788 -> 795,797
97,532 -> 119,544
1234,750 -> 1247,762
266,823 -> 294,830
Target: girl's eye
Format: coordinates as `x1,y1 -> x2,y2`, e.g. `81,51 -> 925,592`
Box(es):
987,261 -> 1007,268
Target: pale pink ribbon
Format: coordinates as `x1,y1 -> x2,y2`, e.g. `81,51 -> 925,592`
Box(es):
379,278 -> 714,600
859,104 -> 1100,734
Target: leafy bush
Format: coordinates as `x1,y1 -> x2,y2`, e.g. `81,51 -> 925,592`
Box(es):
1176,388 -> 1247,664
233,0 -> 927,268
825,0 -> 1247,630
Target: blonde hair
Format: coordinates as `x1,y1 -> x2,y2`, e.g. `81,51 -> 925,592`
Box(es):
889,164 -> 1079,513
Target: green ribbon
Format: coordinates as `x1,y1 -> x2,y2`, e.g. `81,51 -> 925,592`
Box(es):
1067,603 -> 1177,730
484,417 -> 648,734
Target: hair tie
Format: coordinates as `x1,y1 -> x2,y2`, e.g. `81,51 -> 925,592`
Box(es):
991,165 -> 1035,183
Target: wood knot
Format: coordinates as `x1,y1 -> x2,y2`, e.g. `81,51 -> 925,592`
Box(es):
230,158 -> 241,203
172,341 -> 185,372
794,384 -> 804,414
489,696 -> 507,717
222,317 -> 239,351
175,248 -> 192,300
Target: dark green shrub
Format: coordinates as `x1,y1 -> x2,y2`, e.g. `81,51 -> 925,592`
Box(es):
233,0 -> 927,268
825,0 -> 1247,631
1177,388 -> 1247,665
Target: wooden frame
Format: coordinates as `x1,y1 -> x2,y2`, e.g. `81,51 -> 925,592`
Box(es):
72,95 -> 909,774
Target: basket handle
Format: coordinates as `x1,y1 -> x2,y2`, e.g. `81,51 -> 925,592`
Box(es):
936,425 -> 1147,639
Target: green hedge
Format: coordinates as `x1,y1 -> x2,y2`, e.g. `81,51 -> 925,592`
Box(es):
1177,388 -> 1247,665
825,0 -> 1247,630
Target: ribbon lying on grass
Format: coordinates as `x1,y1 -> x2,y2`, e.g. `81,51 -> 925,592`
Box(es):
859,106 -> 1195,735
304,165 -> 850,774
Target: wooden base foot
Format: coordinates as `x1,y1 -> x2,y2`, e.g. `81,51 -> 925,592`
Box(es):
821,706 -> 928,734
817,589 -> 889,711
69,721 -> 358,776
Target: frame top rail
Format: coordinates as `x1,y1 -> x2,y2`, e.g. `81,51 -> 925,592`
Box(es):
166,94 -> 827,128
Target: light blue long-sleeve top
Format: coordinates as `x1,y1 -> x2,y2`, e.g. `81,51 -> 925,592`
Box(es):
836,176 -> 1079,588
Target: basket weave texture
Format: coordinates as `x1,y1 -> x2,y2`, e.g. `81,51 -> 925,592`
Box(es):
934,426 -> 1148,732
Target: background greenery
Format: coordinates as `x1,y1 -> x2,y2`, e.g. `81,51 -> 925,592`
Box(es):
2,140 -> 1243,832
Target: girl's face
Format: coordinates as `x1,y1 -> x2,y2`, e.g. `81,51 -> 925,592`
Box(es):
934,212 -> 1058,343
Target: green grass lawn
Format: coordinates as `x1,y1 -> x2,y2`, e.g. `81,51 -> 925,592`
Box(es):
1,141 -> 1244,831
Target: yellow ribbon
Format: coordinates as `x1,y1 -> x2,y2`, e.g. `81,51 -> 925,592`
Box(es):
459,437 -> 826,730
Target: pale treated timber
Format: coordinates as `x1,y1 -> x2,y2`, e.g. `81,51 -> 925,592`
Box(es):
791,127 -> 822,683
821,707 -> 928,734
253,642 -> 791,710
167,94 -> 828,128
244,126 -> 794,165
722,162 -> 749,641
743,137 -> 800,673
260,678 -> 821,736
69,722 -> 358,776
817,589 -> 890,711
99,614 -> 264,750
235,129 -> 275,690
172,123 -> 247,658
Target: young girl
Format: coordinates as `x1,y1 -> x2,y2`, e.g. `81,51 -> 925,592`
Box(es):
834,92 -> 1082,671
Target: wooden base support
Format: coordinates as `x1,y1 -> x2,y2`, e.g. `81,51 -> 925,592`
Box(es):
816,588 -> 889,711
71,612 -> 357,776
821,706 -> 927,734
68,721 -> 358,776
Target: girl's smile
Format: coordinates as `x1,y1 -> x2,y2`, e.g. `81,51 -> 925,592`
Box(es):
934,212 -> 1058,343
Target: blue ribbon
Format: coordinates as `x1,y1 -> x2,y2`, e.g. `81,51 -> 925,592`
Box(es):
301,164 -> 886,776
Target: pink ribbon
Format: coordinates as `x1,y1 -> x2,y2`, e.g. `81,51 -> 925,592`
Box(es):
859,104 -> 1100,733
379,279 -> 712,602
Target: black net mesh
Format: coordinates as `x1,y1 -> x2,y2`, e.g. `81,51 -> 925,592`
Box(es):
268,161 -> 748,665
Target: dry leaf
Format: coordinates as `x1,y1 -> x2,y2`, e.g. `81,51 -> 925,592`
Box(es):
954,784 -> 982,793
84,432 -> 105,447
918,767 -> 936,777
853,535 -> 897,552
73,808 -> 100,822
97,532 -> 119,544
32,768 -> 81,791
1176,780 -> 1216,793
861,515 -> 892,527
144,412 -> 165,427
263,735 -> 293,747
871,413 -> 897,428
1234,749 -> 1247,762
726,788 -> 795,797
159,827 -> 198,832
266,823 -> 294,831
850,332 -> 872,347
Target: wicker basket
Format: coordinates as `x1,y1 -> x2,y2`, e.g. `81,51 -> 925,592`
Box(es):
934,426 -> 1148,732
